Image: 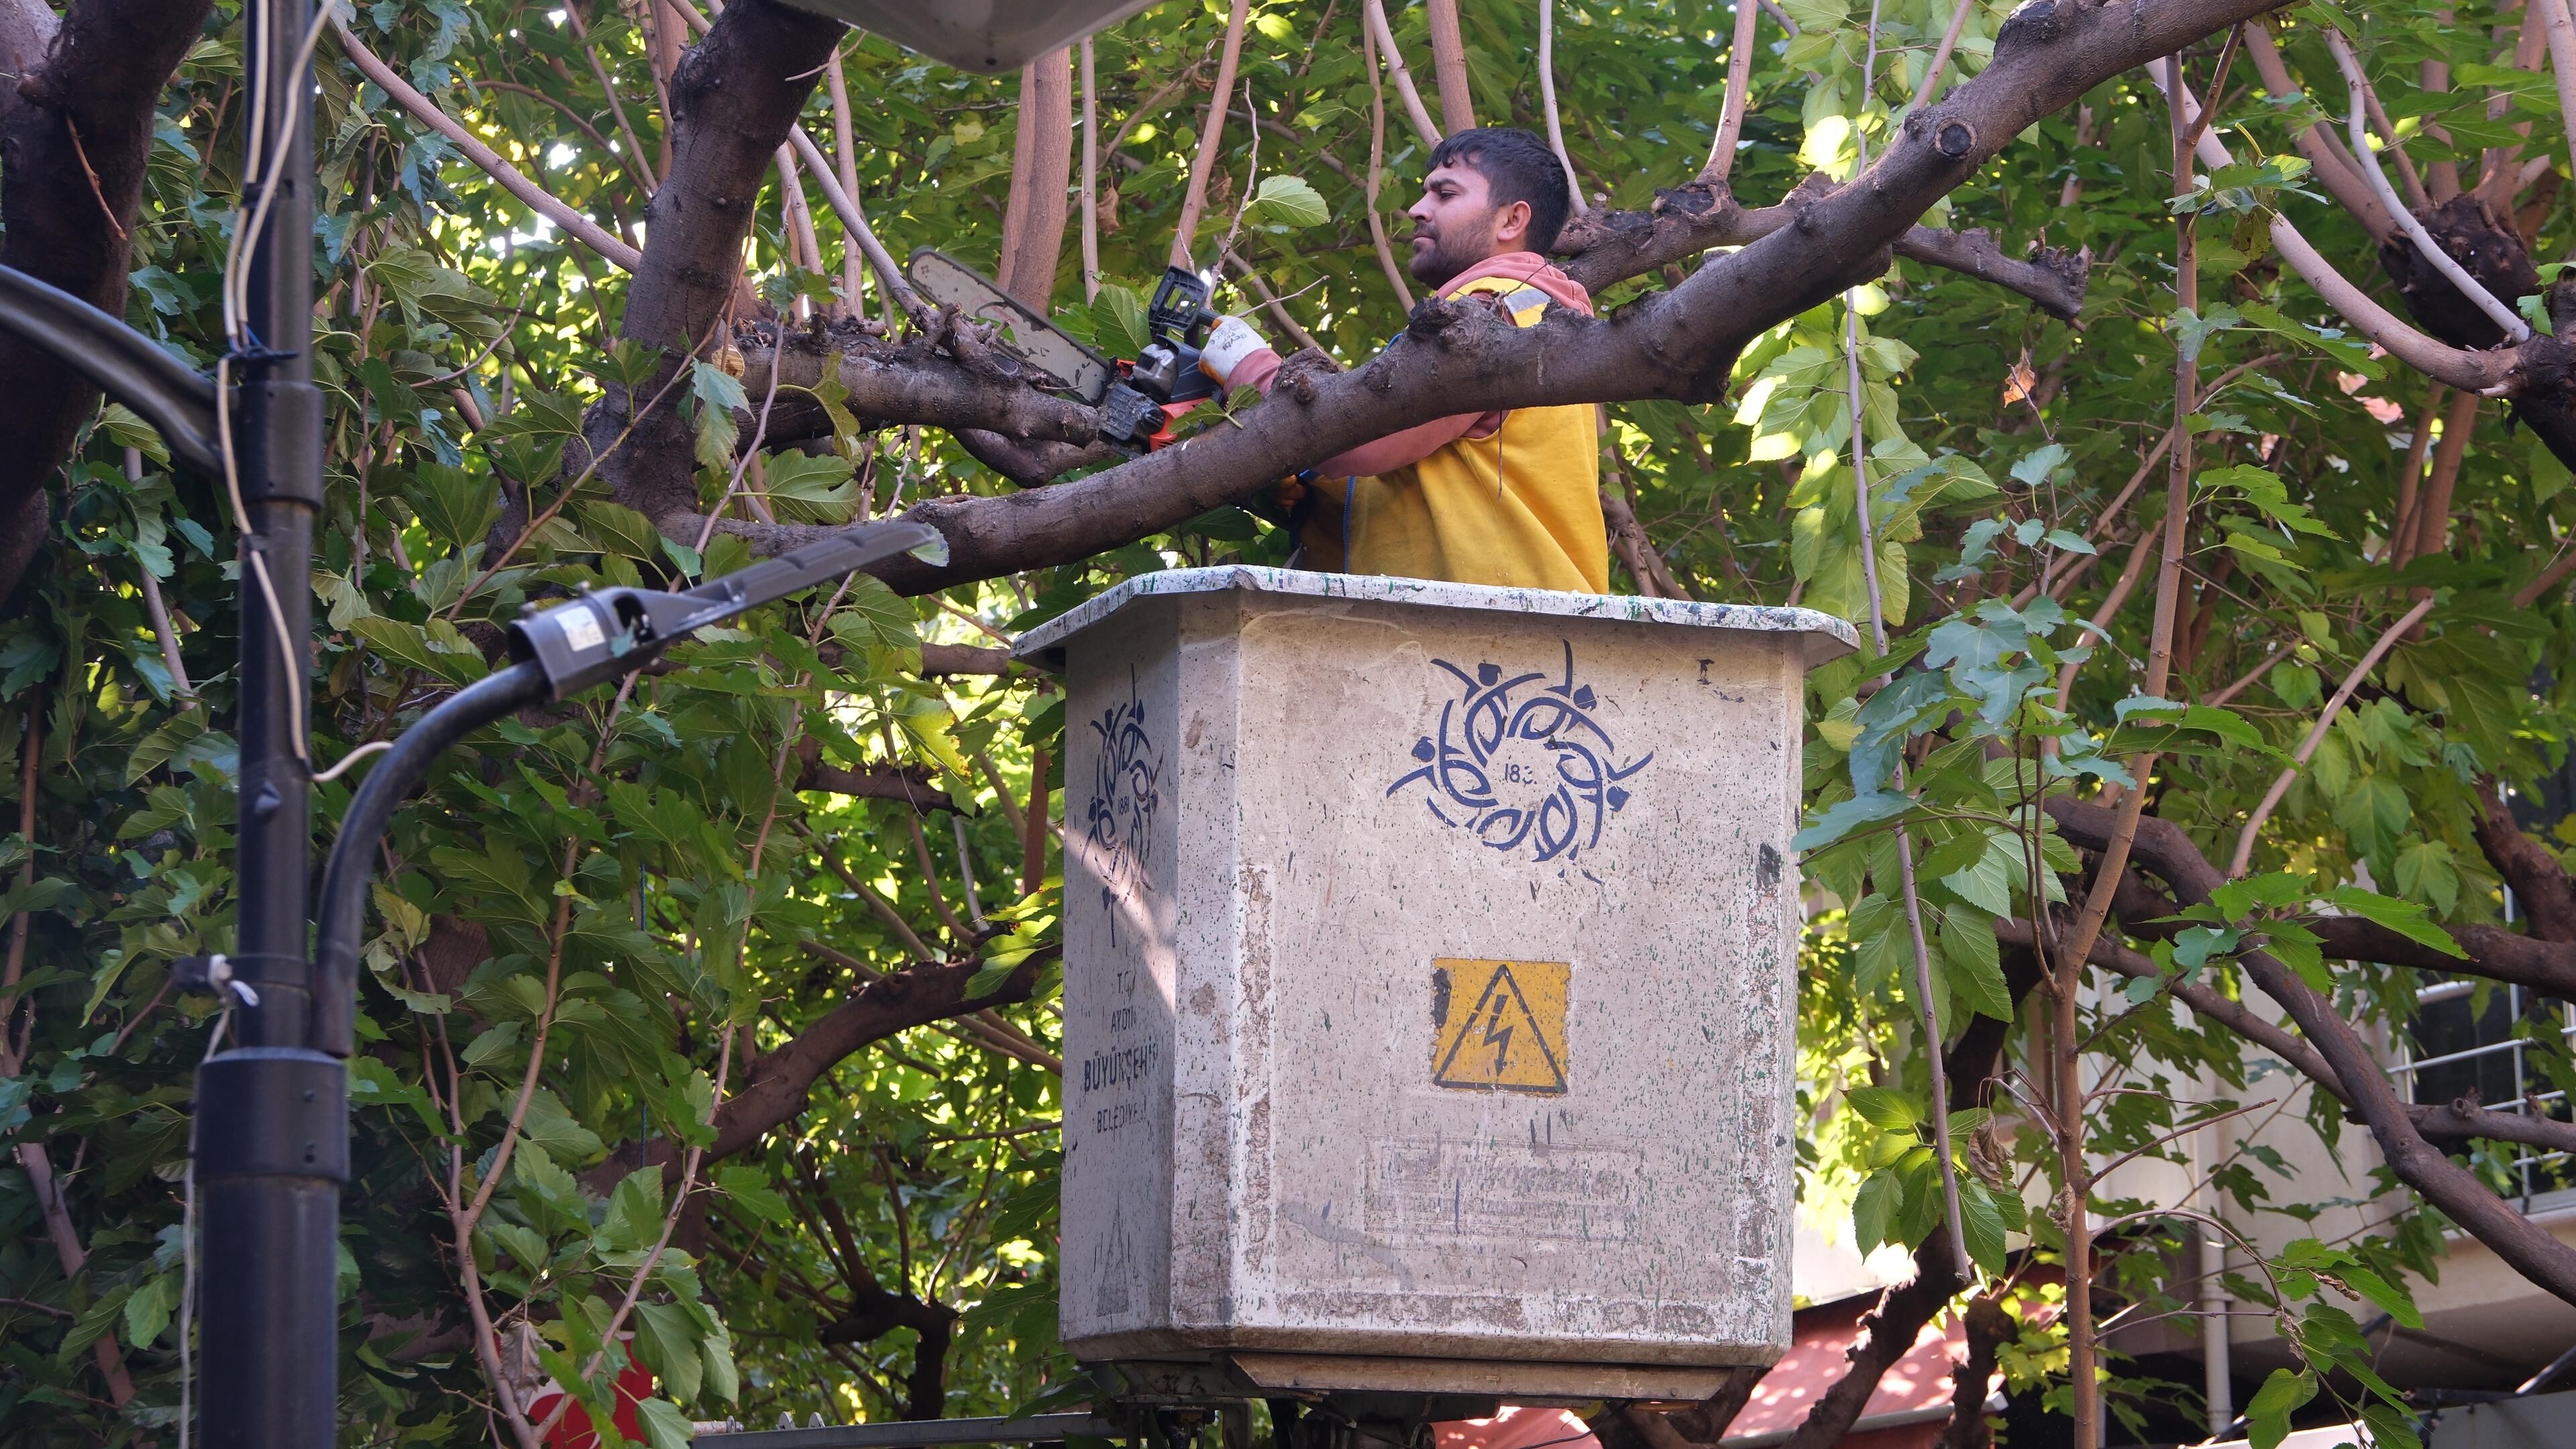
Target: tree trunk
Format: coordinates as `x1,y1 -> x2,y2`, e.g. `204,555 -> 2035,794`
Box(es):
0,0 -> 212,604
584,0 -> 844,532
1426,0 -> 1474,133
996,47 -> 1075,311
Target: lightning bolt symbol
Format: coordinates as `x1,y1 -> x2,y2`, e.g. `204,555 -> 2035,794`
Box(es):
1481,1000 -> 1514,1076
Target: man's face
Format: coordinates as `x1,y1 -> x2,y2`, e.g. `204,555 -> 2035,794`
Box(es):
1406,160 -> 1529,288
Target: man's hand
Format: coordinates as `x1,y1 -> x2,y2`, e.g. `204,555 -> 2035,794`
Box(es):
1198,315 -> 1275,387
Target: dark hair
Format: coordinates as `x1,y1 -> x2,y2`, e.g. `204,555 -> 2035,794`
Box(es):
1427,127 -> 1574,254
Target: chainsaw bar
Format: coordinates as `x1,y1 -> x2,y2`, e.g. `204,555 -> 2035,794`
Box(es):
907,248 -> 1112,405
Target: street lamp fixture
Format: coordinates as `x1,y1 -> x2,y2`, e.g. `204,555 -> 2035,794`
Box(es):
771,0 -> 1168,71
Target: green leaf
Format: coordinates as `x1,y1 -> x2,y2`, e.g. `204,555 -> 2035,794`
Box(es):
635,1397 -> 695,1449
2322,885 -> 2463,957
1845,1085 -> 1922,1132
512,1142 -> 581,1205
351,616 -> 484,686
1939,837 -> 2017,917
1247,174 -> 1329,229
600,1166 -> 668,1252
635,1300 -> 704,1405
761,449 -> 860,525
2245,1368 -> 2316,1449
1093,282 -> 1150,356
123,708 -> 207,785
122,1271 -> 178,1350
687,359 -> 747,471
2392,840 -> 2461,917
1851,1168 -> 1899,1249
405,464 -> 504,551
713,1165 -> 792,1223
1793,790 -> 1911,851
101,402 -> 172,466
1937,908 -> 2013,1022
1955,1178 -> 2009,1275
2337,1266 -> 2424,1330
580,501 -> 666,559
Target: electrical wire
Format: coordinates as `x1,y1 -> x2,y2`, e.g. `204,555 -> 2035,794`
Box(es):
215,0 -> 341,770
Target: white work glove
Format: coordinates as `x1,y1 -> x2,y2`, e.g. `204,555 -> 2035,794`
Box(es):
1197,314 -> 1273,386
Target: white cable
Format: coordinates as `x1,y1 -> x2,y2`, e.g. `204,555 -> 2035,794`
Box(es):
214,1 -> 342,770
215,355 -> 313,765
309,739 -> 391,783
222,1 -> 337,349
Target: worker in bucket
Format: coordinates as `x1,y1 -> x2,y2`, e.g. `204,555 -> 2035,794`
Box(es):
1195,126 -> 1609,594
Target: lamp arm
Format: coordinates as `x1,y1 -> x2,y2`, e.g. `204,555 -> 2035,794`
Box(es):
309,661 -> 550,1056
0,264 -> 221,472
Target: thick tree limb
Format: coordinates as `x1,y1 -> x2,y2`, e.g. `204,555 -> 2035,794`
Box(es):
2245,19 -> 2396,238
585,0 -> 844,529
1424,0 -> 1473,133
2163,70 -> 2526,397
2471,775 -> 2576,941
707,947 -> 1057,1160
737,336 -> 1099,449
1933,1296 -> 2015,1449
824,0 -> 2321,592
0,0 -> 206,603
792,740 -> 953,810
2046,797 -> 2576,1306
1998,915 -> 2576,1159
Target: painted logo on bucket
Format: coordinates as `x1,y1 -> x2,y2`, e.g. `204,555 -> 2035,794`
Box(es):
1387,641 -> 1651,863
1083,669 -> 1161,944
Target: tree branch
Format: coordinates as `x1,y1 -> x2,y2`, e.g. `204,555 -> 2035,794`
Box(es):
2046,798 -> 2576,1306
330,15 -> 643,270
708,947 -> 1058,1160
1552,177 -> 2091,320
0,0 -> 205,602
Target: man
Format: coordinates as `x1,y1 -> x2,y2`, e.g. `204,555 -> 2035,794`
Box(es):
1199,127 -> 1609,593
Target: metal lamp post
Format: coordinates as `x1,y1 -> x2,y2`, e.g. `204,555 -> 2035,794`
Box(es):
0,1 -> 1148,1442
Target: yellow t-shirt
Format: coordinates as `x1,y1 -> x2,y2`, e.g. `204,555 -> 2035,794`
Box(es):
1307,276 -> 1608,594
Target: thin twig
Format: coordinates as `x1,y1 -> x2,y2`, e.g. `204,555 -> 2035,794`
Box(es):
1364,0 -> 1442,149
1705,0 -> 1764,182
2326,30 -> 2528,343
1538,0 -> 1585,214
331,15 -> 641,270
61,117 -> 126,244
2226,594 -> 2438,877
1081,38 -> 1101,303
1906,0 -> 1980,114
1362,9 -> 1417,309
561,2 -> 657,195
1169,0 -> 1252,269
1841,0 -> 1972,1291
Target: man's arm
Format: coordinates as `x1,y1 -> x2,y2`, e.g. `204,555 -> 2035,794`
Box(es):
1210,321 -> 1494,476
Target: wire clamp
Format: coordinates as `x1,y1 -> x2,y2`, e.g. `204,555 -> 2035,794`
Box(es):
172,953 -> 262,1008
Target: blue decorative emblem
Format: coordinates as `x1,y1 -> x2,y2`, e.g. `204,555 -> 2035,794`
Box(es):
1084,669 -> 1161,943
1388,641 -> 1651,863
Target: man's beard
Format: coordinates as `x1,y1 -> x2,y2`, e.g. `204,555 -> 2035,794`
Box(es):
1407,212 -> 1493,288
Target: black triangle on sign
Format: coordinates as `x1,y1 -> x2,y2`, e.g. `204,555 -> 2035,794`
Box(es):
1432,963 -> 1568,1094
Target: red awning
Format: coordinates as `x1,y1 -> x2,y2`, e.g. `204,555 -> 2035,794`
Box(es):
1721,1293 -> 1981,1447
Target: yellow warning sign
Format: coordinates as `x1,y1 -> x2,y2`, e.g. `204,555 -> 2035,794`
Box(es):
1430,959 -> 1570,1094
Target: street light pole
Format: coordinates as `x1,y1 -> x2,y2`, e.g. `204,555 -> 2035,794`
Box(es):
193,0 -> 341,1441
